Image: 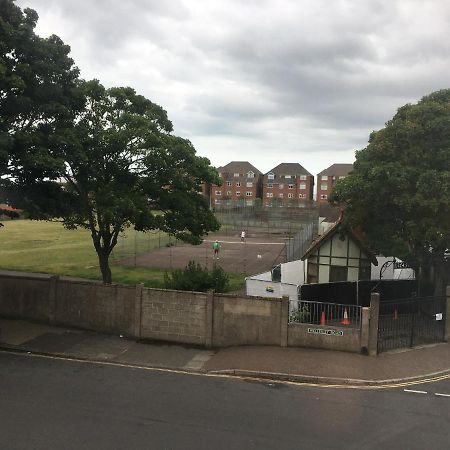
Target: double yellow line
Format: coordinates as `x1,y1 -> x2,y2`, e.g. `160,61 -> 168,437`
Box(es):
2,349 -> 449,390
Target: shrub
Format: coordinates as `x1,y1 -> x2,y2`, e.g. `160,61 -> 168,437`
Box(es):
164,260 -> 230,293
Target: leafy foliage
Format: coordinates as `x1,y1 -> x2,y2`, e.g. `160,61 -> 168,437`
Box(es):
8,80 -> 220,283
164,260 -> 230,293
0,0 -> 81,181
331,90 -> 450,294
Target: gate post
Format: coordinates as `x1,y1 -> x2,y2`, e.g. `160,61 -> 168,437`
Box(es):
368,292 -> 380,356
445,286 -> 450,342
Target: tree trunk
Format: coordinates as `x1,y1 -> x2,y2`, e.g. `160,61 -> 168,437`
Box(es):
98,250 -> 112,284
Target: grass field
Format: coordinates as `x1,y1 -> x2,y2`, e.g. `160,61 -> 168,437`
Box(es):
0,219 -> 245,290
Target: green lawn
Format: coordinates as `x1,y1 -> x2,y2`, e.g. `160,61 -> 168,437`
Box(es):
0,219 -> 245,291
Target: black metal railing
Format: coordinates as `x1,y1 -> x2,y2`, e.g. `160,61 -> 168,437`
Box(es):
289,300 -> 362,329
378,296 -> 446,352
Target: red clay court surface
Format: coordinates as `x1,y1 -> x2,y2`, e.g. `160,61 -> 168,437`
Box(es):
115,233 -> 286,275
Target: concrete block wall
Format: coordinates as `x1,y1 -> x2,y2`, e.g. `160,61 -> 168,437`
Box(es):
212,294 -> 284,347
54,280 -> 136,336
287,323 -> 361,353
140,288 -> 207,346
0,272 -> 404,354
0,274 -> 51,322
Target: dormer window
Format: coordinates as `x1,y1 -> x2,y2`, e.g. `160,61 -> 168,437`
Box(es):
247,171 -> 255,178
285,175 -> 291,179
267,173 -> 275,180
234,172 -> 240,177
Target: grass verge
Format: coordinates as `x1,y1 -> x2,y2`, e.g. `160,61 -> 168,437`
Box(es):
0,219 -> 245,291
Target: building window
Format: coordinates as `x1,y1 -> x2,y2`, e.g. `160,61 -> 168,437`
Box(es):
330,266 -> 348,282
226,181 -> 232,186
246,191 -> 252,197
267,183 -> 273,188
215,199 -> 221,204
321,175 -> 328,181
299,175 -> 307,180
299,183 -> 306,190
266,192 -> 273,198
246,200 -> 253,206
226,191 -> 232,196
236,182 -> 241,187
234,172 -> 240,177
320,194 -> 328,199
285,174 -> 291,179
279,184 -> 284,189
215,191 -> 221,196
288,193 -> 293,198
246,182 -> 253,187
288,184 -> 294,189
299,193 -> 305,198
268,173 -> 274,180
279,193 -> 284,198
236,191 -> 241,196
247,171 -> 255,178
321,184 -> 327,190
339,176 -> 346,179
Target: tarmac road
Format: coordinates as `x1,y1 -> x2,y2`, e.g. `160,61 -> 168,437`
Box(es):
1,352 -> 449,450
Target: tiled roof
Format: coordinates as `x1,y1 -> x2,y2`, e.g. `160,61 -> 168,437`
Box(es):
265,162 -> 312,177
218,161 -> 262,175
301,213 -> 378,265
317,163 -> 353,177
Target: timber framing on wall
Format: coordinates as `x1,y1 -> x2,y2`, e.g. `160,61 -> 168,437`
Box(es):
302,217 -> 377,284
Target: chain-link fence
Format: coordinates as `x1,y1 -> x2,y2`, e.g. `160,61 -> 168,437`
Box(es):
214,203 -> 318,238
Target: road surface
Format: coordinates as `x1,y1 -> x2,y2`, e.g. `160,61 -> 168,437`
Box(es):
1,351 -> 449,449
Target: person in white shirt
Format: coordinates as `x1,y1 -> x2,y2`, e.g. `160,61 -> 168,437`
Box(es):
240,230 -> 246,242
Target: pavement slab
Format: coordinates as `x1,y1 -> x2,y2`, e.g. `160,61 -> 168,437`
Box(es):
1,318 -> 449,384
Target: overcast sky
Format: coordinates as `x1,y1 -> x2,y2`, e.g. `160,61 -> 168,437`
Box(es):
16,0 -> 450,175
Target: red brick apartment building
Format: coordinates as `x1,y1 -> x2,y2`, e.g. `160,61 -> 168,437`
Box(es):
262,163 -> 314,206
316,163 -> 353,203
210,161 -> 262,207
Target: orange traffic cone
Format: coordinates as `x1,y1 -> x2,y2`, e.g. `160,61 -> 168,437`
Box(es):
341,308 -> 350,326
320,311 -> 326,325
393,309 -> 398,320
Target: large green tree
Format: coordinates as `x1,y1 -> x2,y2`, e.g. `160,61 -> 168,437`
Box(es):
10,80 -> 221,283
331,90 -> 450,295
0,0 -> 81,185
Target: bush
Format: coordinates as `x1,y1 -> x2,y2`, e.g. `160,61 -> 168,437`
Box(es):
164,260 -> 230,293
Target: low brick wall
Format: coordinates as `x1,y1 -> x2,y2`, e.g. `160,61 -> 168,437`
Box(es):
287,323 -> 361,353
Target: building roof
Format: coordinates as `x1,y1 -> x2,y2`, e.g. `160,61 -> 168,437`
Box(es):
217,161 -> 262,176
318,204 -> 341,222
265,162 -> 312,178
301,214 -> 378,265
317,163 -> 353,177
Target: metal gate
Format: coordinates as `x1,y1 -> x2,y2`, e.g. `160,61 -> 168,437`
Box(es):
377,296 -> 446,353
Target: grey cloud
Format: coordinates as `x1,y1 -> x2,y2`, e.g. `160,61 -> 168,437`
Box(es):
16,0 -> 450,174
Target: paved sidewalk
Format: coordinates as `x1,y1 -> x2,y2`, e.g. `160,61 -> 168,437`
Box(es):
1,318 -> 449,384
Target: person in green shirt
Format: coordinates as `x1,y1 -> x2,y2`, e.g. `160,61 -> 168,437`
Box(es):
212,240 -> 220,259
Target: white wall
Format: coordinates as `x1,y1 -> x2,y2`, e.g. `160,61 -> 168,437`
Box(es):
245,278 -> 299,302
371,256 -> 415,280
280,260 -> 305,285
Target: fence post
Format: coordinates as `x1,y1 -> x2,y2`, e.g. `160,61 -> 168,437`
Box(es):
445,286 -> 450,342
134,283 -> 143,339
361,307 -> 370,353
48,275 -> 59,325
205,290 -> 214,348
280,296 -> 289,347
368,292 -> 380,356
